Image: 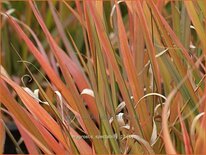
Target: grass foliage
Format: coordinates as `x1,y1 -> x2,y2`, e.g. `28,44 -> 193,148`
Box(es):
1,0 -> 206,154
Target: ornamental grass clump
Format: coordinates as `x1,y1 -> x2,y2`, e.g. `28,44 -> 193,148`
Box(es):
0,0 -> 206,154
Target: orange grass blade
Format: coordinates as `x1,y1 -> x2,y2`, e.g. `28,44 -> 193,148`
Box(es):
48,0 -> 80,64
1,76 -> 92,154
69,127 -> 93,154
0,111 -> 5,154
87,0 -> 143,137
146,0 -> 199,114
58,50 -> 98,120
195,92 -> 206,154
16,100 -> 92,154
184,1 -> 206,53
178,105 -> 193,154
0,75 -> 68,149
5,14 -> 79,113
15,119 -> 44,154
7,3 -> 107,152
62,0 -> 86,28
0,79 -> 53,153
28,0 -> 81,110
29,0 -> 99,125
14,115 -> 66,154
162,85 -> 179,154
115,2 -> 152,139
134,1 -> 162,92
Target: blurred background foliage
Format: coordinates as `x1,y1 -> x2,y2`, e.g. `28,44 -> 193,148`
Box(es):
1,0 -> 206,154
